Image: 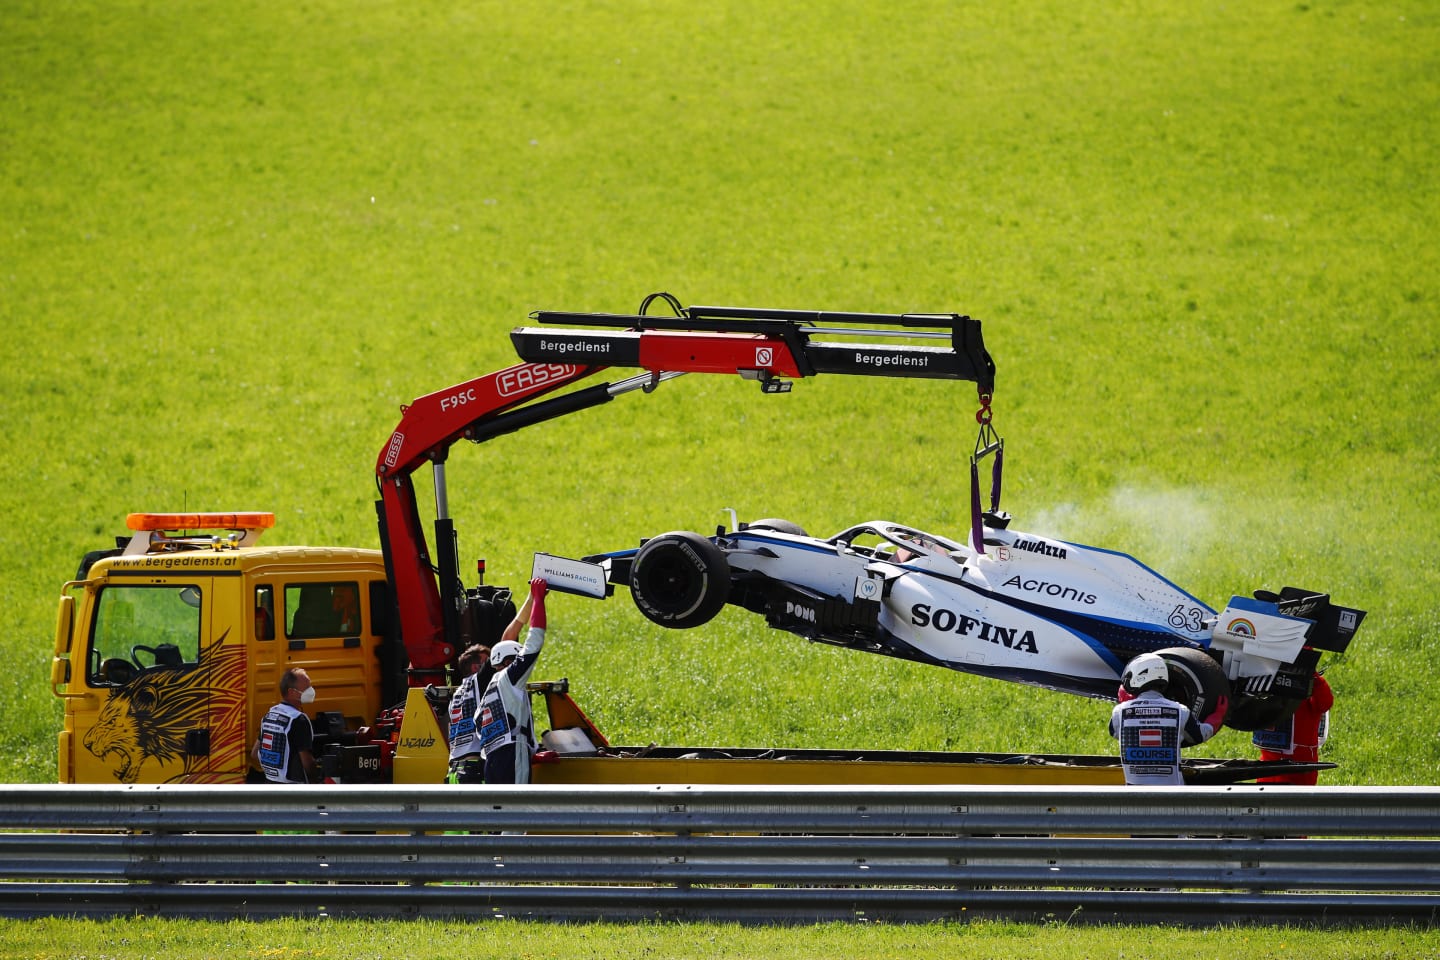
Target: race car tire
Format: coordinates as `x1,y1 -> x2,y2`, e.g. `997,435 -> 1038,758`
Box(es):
1156,646 -> 1231,725
630,531 -> 731,629
746,518 -> 808,536
1223,693 -> 1304,732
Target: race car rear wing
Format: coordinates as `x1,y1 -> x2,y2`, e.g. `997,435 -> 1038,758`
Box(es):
1255,587 -> 1366,653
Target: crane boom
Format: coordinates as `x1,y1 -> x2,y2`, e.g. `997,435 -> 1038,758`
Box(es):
375,296 -> 995,686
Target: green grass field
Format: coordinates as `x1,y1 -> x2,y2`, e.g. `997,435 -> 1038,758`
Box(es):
3,917 -> 1440,960
2,0 -> 1437,950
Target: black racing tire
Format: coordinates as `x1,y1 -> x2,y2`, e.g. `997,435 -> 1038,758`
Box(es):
1156,646 -> 1231,725
630,532 -> 731,629
746,518 -> 808,537
1223,693 -> 1304,732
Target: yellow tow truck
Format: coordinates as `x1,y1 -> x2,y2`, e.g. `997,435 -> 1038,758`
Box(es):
51,299 -> 1319,787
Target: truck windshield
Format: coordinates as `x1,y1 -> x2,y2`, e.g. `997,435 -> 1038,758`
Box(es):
88,584 -> 202,683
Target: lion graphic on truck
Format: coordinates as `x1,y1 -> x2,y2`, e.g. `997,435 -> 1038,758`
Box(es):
82,634 -> 247,784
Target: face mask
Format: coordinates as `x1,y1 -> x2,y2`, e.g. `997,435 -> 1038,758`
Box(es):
299,686 -> 317,705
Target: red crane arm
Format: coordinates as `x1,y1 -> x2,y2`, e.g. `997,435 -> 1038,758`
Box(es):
376,362 -> 603,678
374,299 -> 994,687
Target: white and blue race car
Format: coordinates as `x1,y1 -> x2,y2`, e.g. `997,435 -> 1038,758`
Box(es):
586,516 -> 1364,731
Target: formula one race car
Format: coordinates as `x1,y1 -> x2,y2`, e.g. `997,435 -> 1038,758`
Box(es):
584,515 -> 1365,731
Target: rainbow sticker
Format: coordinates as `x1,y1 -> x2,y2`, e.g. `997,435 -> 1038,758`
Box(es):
1226,617 -> 1257,637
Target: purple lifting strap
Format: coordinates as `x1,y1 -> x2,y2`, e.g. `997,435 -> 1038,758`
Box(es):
970,458 -> 985,555
990,445 -> 1005,513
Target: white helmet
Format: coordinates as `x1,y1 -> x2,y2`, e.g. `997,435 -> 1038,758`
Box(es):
489,640 -> 522,667
1122,654 -> 1169,694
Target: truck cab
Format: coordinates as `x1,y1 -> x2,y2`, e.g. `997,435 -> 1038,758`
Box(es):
52,513 -> 399,784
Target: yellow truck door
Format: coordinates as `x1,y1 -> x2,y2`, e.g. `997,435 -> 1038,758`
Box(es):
57,574 -> 249,784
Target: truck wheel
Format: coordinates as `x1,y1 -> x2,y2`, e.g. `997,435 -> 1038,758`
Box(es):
746,518 -> 808,536
1156,646 -> 1231,725
630,532 -> 731,629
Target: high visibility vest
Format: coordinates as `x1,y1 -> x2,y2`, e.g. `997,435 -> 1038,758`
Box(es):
448,673 -> 485,761
1109,691 -> 1204,786
476,628 -> 544,757
257,703 -> 312,783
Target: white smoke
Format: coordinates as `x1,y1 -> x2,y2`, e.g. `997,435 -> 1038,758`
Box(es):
1024,485 -> 1220,578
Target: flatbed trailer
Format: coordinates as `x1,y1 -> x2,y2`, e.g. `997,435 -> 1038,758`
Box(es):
529,748 -> 1317,788
383,683 -> 1325,788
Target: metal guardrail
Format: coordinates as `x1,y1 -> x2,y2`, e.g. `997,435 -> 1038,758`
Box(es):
2,784 -> 1437,925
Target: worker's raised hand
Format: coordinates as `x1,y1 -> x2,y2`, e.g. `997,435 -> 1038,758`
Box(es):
1203,694 -> 1229,730
529,577 -> 548,629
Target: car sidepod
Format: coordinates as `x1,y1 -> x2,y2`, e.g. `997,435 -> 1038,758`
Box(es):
882,572 -> 1124,696
722,531 -> 886,643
